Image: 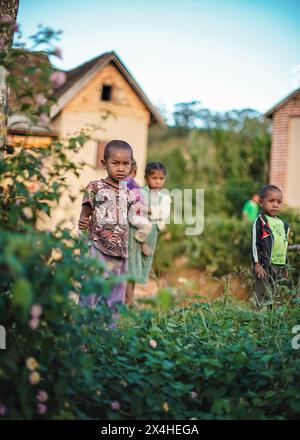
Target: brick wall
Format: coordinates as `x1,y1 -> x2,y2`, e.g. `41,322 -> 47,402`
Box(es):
269,93 -> 300,194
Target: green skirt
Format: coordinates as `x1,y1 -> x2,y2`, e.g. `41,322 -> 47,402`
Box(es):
127,223 -> 158,284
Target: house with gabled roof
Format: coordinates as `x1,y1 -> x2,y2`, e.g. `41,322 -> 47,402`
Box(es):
266,87 -> 300,208
9,51 -> 164,229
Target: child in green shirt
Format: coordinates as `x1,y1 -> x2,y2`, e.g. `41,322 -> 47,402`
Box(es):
242,192 -> 260,222
252,185 -> 290,308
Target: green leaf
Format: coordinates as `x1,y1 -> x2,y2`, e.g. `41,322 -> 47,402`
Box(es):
211,399 -> 224,414
54,378 -> 68,396
12,278 -> 33,312
157,288 -> 174,312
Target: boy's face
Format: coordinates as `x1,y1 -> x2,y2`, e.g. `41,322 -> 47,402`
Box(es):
102,149 -> 132,182
145,170 -> 166,190
260,190 -> 283,217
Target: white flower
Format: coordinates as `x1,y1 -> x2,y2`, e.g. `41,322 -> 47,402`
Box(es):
149,339 -> 157,349
50,71 -> 66,88
35,94 -> 47,106
111,401 -> 120,411
29,318 -> 40,330
26,357 -> 38,370
38,113 -> 50,126
31,304 -> 43,318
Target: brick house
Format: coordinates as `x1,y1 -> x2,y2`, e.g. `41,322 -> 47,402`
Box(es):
266,87 -> 300,208
9,51 -> 164,229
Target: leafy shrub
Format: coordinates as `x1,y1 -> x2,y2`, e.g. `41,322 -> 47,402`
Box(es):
0,228 -> 118,419
154,211 -> 300,282
153,216 -> 250,276
86,296 -> 300,420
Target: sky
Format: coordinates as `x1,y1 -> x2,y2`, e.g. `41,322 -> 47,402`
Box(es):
17,0 -> 300,117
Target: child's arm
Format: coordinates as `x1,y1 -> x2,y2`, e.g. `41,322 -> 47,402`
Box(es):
285,224 -> 291,278
286,224 -> 290,264
78,204 -> 92,231
128,188 -> 150,225
78,181 -> 96,231
252,218 -> 267,278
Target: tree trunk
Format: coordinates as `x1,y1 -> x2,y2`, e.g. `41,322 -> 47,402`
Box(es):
0,0 -> 19,155
0,65 -> 7,154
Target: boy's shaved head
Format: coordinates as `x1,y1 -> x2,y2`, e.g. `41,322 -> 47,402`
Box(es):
104,140 -> 133,161
259,185 -> 282,199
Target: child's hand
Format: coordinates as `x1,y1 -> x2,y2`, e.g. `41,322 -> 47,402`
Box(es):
138,203 -> 151,214
284,267 -> 289,279
78,217 -> 90,231
254,262 -> 267,278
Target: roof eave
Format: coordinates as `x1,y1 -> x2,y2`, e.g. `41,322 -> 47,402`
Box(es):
50,52 -> 165,126
264,87 -> 300,119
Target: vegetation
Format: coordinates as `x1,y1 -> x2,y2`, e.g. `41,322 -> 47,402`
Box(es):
148,109 -> 300,280
0,26 -> 299,421
0,24 -> 117,420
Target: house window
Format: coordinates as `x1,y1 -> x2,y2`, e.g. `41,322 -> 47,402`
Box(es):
96,141 -> 106,168
101,85 -> 112,101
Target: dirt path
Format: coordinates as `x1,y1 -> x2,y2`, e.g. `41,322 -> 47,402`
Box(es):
134,266 -> 250,303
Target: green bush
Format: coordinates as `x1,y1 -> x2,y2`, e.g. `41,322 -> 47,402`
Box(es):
154,211 -> 300,281
87,296 -> 300,420
184,215 -> 251,275
0,228 -> 119,419
153,216 -> 250,276
2,279 -> 300,419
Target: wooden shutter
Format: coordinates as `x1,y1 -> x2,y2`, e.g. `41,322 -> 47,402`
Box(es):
96,141 -> 106,168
